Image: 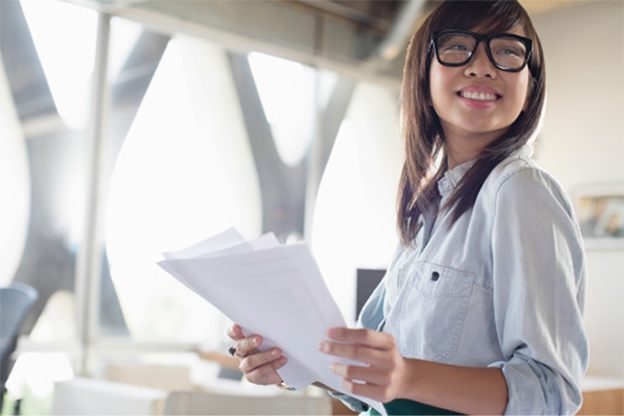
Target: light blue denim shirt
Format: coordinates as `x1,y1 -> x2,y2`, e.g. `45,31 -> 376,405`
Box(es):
334,145 -> 589,415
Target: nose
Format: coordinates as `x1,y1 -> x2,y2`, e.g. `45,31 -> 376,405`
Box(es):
464,42 -> 496,79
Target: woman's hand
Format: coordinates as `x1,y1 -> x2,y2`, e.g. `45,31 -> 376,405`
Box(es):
227,324 -> 287,385
320,327 -> 407,403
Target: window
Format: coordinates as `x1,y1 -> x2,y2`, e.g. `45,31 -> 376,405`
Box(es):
105,35 -> 261,343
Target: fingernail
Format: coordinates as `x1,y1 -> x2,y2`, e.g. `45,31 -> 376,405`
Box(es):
319,341 -> 328,353
270,349 -> 280,357
251,337 -> 259,347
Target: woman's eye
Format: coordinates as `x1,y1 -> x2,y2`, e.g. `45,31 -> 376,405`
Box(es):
443,43 -> 470,52
496,47 -> 522,56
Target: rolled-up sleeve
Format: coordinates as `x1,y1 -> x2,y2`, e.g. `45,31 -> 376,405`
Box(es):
489,168 -> 589,415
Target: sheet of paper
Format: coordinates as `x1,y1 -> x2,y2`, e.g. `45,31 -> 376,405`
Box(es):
162,227 -> 245,260
158,230 -> 386,415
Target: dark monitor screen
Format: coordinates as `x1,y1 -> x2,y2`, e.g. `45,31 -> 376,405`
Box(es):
355,268 -> 386,320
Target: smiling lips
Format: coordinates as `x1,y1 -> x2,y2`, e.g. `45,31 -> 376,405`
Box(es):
457,86 -> 501,108
459,90 -> 498,101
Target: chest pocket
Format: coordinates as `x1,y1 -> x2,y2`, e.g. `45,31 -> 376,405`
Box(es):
385,261 -> 476,363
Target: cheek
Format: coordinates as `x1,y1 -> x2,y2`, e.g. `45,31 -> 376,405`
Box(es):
522,77 -> 533,111
505,79 -> 528,121
429,79 -> 443,111
506,74 -> 531,116
428,64 -> 451,109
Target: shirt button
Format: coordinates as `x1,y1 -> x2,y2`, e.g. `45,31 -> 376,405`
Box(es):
431,271 -> 440,281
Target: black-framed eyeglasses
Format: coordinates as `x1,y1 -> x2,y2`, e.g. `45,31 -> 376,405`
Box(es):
429,30 -> 532,73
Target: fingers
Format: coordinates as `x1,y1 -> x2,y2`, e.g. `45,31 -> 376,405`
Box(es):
322,329 -> 404,403
319,340 -> 388,367
331,363 -> 392,387
236,334 -> 262,357
327,327 -> 394,349
225,326 -> 287,386
245,356 -> 287,385
226,324 -> 244,341
226,325 -> 263,358
340,379 -> 390,403
226,326 -> 264,359
239,348 -> 284,373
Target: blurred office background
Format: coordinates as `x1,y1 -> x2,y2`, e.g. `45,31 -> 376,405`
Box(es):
0,0 -> 622,414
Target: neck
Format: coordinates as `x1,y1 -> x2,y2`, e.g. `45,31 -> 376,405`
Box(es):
443,129 -> 505,170
446,144 -> 480,170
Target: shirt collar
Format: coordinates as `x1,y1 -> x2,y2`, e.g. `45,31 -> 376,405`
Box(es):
437,159 -> 476,197
436,144 -> 533,198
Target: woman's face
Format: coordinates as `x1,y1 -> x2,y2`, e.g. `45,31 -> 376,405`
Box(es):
429,25 -> 531,145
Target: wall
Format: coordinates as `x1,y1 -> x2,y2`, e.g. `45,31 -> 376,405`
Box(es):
532,1 -> 624,379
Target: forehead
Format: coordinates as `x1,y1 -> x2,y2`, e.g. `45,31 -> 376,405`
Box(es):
470,23 -> 526,37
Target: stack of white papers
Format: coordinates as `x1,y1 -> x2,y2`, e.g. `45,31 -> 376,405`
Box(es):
157,227 -> 386,415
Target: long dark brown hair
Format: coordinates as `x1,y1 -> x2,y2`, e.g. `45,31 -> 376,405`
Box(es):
397,0 -> 546,245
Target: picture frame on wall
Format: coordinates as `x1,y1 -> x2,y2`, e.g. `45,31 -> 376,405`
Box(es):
573,183 -> 624,250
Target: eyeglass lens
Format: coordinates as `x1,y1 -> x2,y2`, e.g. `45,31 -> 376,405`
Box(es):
437,32 -> 527,70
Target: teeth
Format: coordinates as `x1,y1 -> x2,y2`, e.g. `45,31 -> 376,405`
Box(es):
460,91 -> 497,101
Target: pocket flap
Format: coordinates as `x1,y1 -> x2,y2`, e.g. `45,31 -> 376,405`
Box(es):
416,262 -> 476,299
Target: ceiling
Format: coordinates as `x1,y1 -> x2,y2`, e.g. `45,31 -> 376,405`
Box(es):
70,0 -> 577,86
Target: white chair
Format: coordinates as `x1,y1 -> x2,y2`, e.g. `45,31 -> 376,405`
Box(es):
52,377 -> 168,415
163,390 -> 332,415
104,362 -> 194,391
